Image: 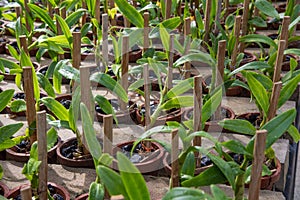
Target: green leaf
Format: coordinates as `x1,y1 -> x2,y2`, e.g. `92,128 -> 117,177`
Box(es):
117,152 -> 150,200
239,34 -> 277,49
55,14 -> 72,47
47,127 -> 58,151
173,52 -> 215,68
218,119 -> 256,136
278,73 -> 300,108
228,61 -> 271,77
222,140 -> 252,157
211,185 -> 230,200
65,9 -> 86,27
28,3 -> 56,33
159,24 -> 170,54
284,48 -> 300,57
249,16 -> 267,27
10,99 -> 26,112
166,78 -> 194,99
94,95 -> 117,124
114,0 -> 144,28
246,72 -> 269,116
202,88 -> 222,124
255,0 -> 280,19
161,96 -> 194,110
40,97 -> 69,121
161,17 -> 181,30
162,187 -> 211,200
80,103 -> 102,161
0,58 -> 20,69
90,72 -> 128,103
36,73 -> 55,97
181,152 -> 195,176
7,44 -> 19,60
69,86 -> 81,132
0,123 -> 23,144
88,182 -> 104,200
0,89 -> 14,112
97,166 -> 129,198
287,125 -> 300,143
58,65 -> 80,82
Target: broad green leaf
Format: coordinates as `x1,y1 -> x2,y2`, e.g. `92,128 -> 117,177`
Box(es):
255,0 -> 280,19
284,48 -> 300,57
65,9 -> 86,27
161,96 -> 194,110
28,3 -> 56,33
287,125 -> 300,143
0,58 -> 20,69
211,185 -> 231,200
161,17 -> 181,30
69,86 -> 80,132
94,95 -> 117,124
0,123 -> 23,144
10,99 -> 26,112
36,73 -> 55,97
218,119 -> 256,136
55,14 -> 72,47
88,182 -> 104,200
181,152 -> 196,176
86,0 -> 96,17
97,166 -> 129,198
202,88 -> 222,124
7,44 -> 19,60
159,24 -> 170,54
228,61 -> 271,77
58,65 -> 80,82
47,127 -> 58,151
173,52 -> 215,68
117,152 -> 150,200
80,103 -> 102,161
0,89 -> 14,112
221,140 -> 252,157
289,16 -> 300,30
278,73 -> 300,108
90,72 -> 128,103
239,34 -> 277,49
40,97 -> 69,121
165,78 -> 194,99
184,131 -> 219,146
246,72 -> 269,116
162,187 -> 211,200
114,0 -> 144,28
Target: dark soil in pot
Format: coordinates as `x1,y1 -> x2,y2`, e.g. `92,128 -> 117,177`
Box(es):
112,140 -> 165,174
5,137 -> 61,164
56,137 -> 102,168
5,40 -> 38,57
108,44 -> 143,63
6,182 -> 70,200
0,181 -> 10,197
0,37 -> 9,53
37,65 -> 70,85
95,99 -> 137,124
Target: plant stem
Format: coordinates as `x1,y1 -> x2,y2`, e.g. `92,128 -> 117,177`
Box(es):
234,157 -> 249,200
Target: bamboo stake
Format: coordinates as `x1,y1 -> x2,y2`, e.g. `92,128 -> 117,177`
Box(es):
102,14 -> 109,69
103,114 -> 113,156
15,6 -> 22,18
184,17 -> 191,79
214,40 -> 226,121
24,0 -> 30,32
124,17 -> 131,28
166,0 -> 172,19
20,35 -> 28,55
143,12 -> 150,52
120,36 -> 129,111
109,0 -> 116,26
144,64 -> 151,130
273,40 -> 286,82
279,16 -> 290,49
171,129 -> 180,188
193,75 -> 202,167
21,185 -> 32,200
248,129 -> 268,200
231,16 -> 242,70
167,34 -> 175,90
214,0 -> 222,35
23,67 -> 37,145
203,0 -> 212,44
224,0 -> 230,20
61,7 -> 66,19
72,32 -> 81,70
239,0 -> 251,53
37,110 -> 48,200
94,0 -> 101,44
81,2 -> 87,26
268,82 -> 282,121
48,1 -> 53,18
80,66 -> 93,154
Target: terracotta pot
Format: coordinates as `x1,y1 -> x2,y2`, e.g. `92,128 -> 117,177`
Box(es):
163,151 -> 212,177
112,140 -> 165,174
6,182 -> 70,200
5,40 -> 38,57
75,193 -> 89,200
184,106 -> 235,132
56,137 -> 102,168
0,181 -> 10,197
6,137 -> 61,164
135,101 -> 184,126
0,37 -> 9,54
0,62 -> 40,81
95,99 -> 137,124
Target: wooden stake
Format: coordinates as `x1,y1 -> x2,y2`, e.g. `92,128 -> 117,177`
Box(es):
124,17 -> 131,28
109,0 -> 115,9
273,40 -> 286,83
231,16 -> 242,70
82,2 -> 87,26
21,185 -> 32,200
203,0 -> 212,44
15,6 -> 22,18
103,114 -> 113,156
20,35 -> 28,55
72,32 -> 81,70
239,0 -> 251,53
194,0 -> 199,10
120,36 -> 129,110
214,0 -> 222,35
268,82 -> 282,121
144,64 -> 151,130
171,129 -> 180,188
24,0 -> 30,32
193,75 -> 202,133
295,83 -> 300,131
80,66 -> 93,154
248,129 -> 268,200
102,14 -> 109,69
48,1 -> 53,18
166,0 -> 172,19
184,17 -> 191,79
279,16 -> 290,49
37,110 -> 48,200
224,0 -> 230,19
167,34 -> 175,90
143,12 -> 150,52
95,0 -> 101,25
214,40 -> 226,121
61,7 -> 66,19
23,67 -> 37,145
